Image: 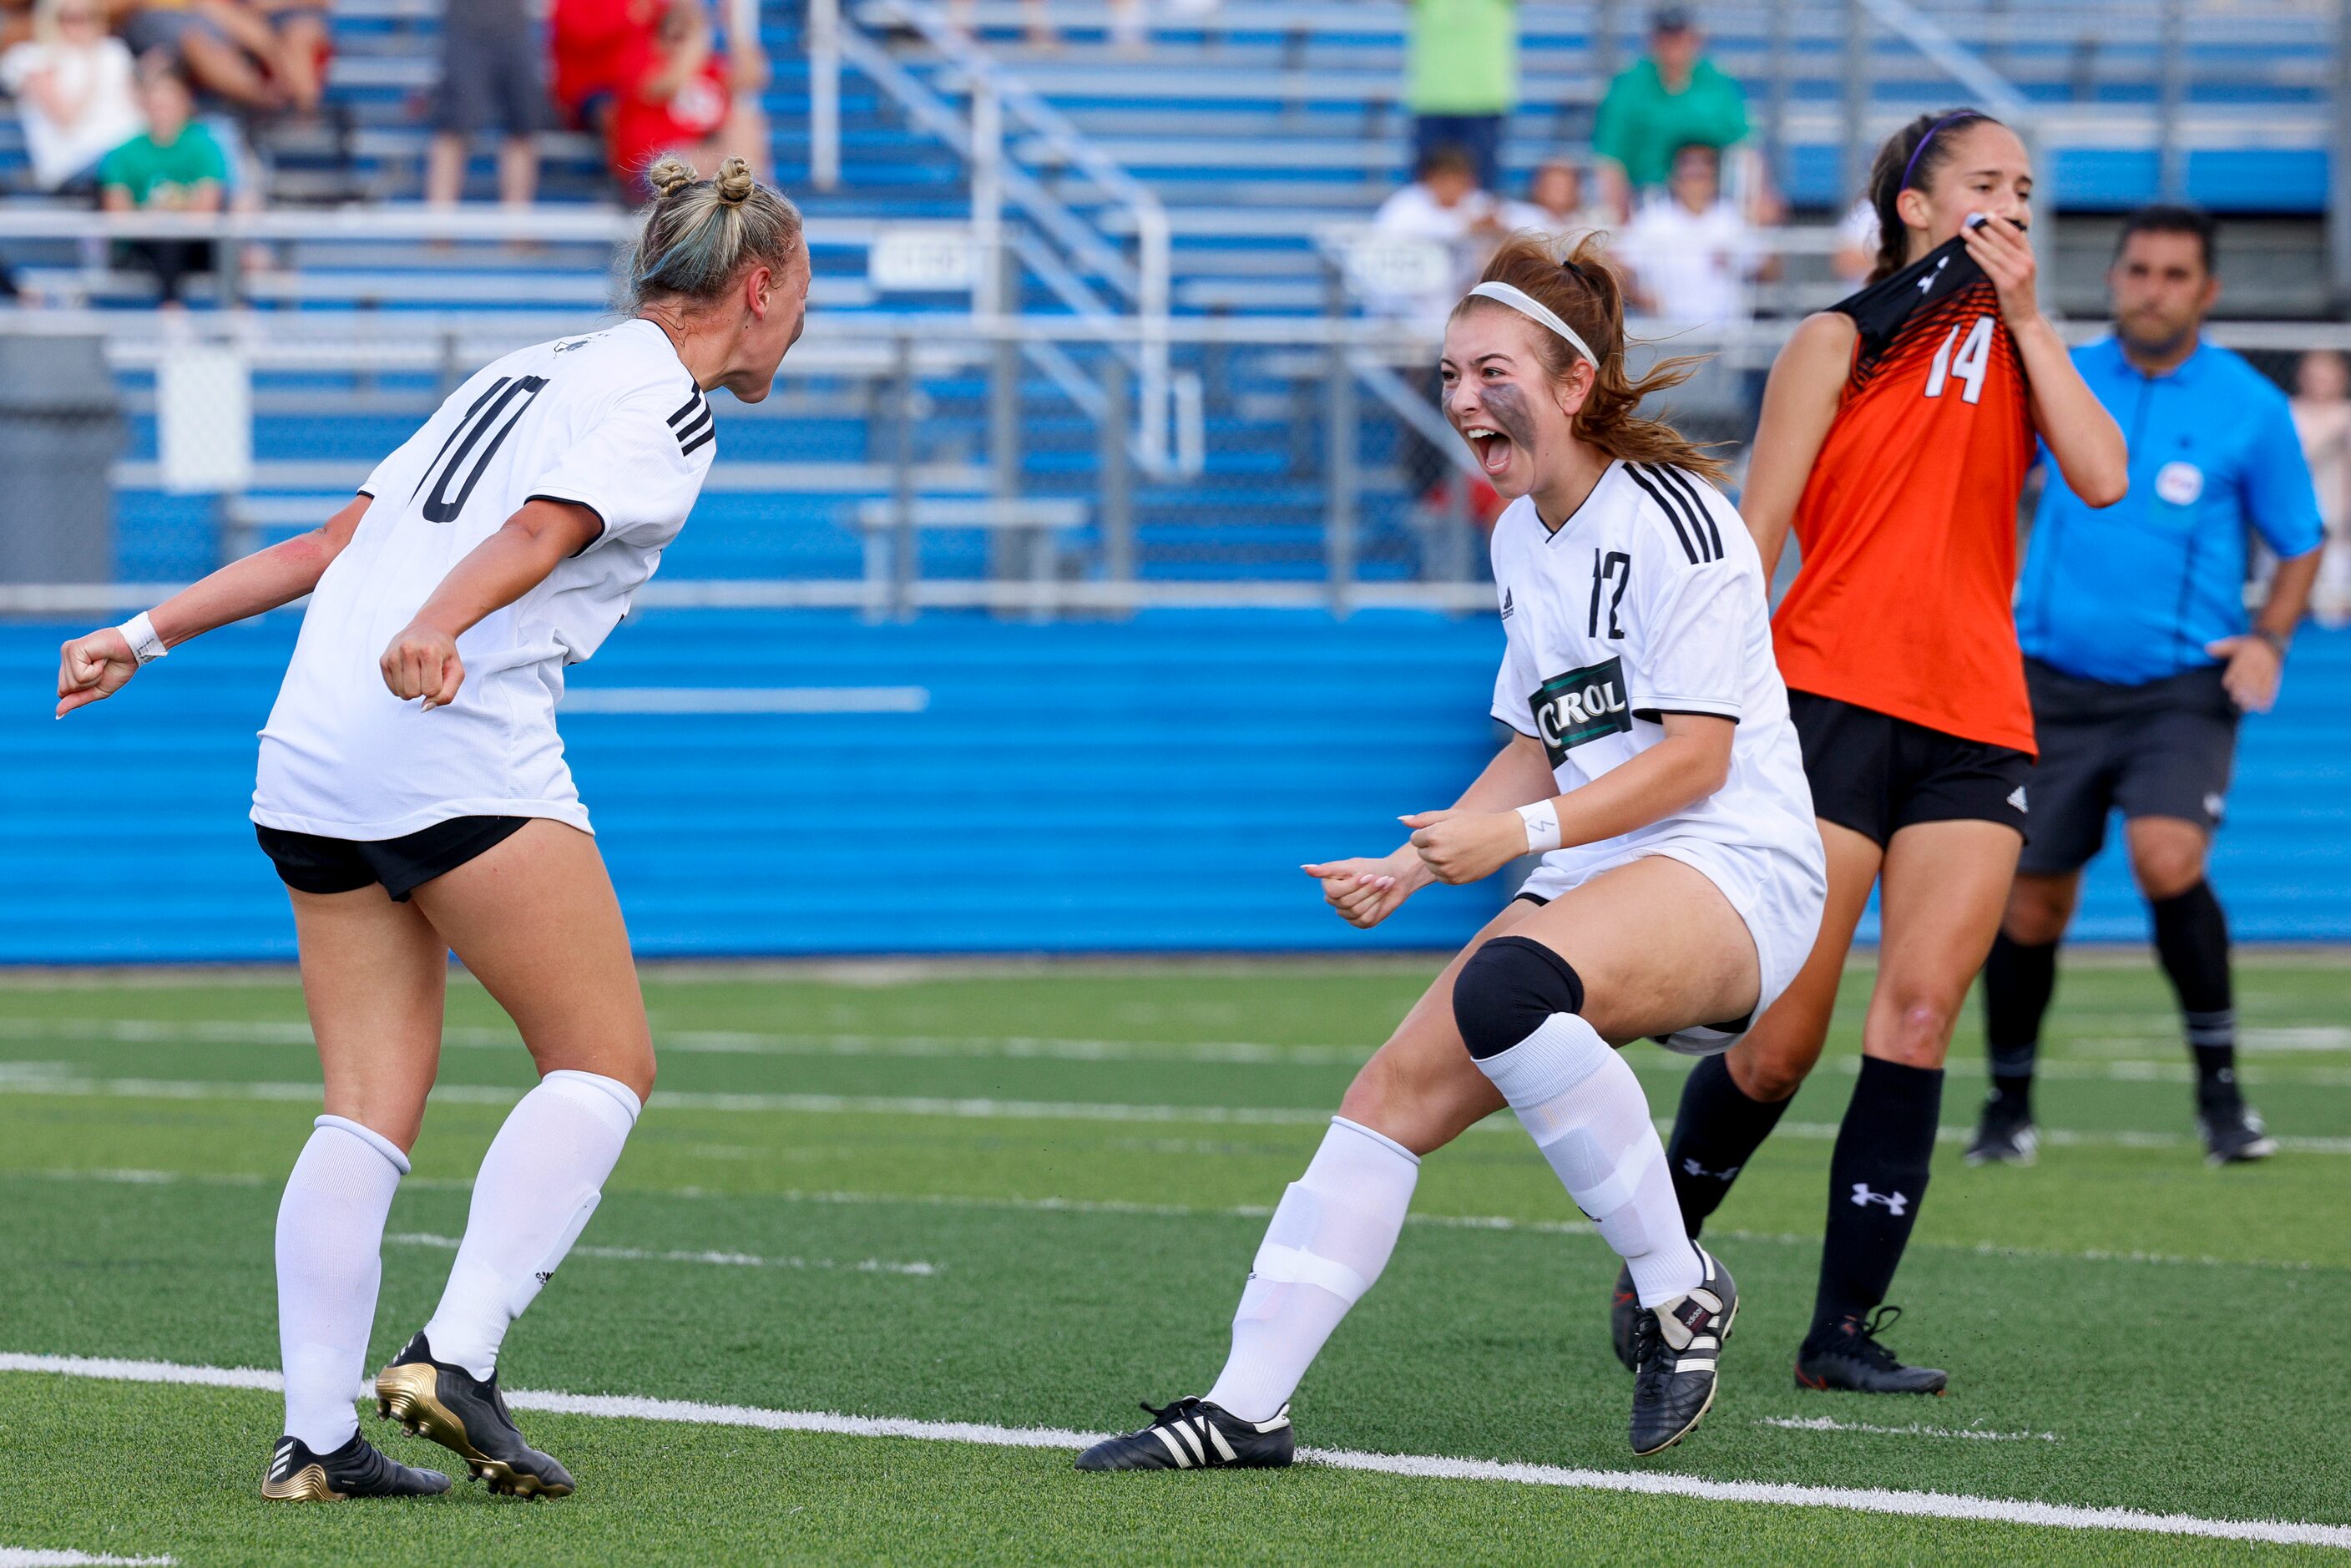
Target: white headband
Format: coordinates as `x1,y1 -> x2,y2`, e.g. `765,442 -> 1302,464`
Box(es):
1465,281 -> 1602,367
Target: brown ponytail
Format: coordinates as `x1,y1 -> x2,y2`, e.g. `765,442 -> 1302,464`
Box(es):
1451,230 -> 1729,486
1864,108 -> 2000,283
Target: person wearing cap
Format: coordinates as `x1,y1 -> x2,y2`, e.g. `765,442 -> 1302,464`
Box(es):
1592,7 -> 1750,221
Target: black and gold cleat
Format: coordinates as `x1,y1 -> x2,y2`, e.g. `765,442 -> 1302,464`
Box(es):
260,1431 -> 450,1502
374,1332 -> 575,1499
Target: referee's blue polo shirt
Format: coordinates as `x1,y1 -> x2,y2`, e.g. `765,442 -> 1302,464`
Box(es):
2015,336 -> 2323,687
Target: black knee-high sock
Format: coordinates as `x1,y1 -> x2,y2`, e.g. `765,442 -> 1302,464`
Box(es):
1809,1056 -> 1943,1343
1980,933 -> 2058,1113
2151,881 -> 2238,1110
1665,1054 -> 1793,1238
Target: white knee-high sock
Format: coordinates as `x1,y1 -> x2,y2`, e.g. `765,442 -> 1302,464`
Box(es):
1201,1116 -> 1418,1422
276,1114 -> 407,1452
1474,1014 -> 1703,1306
421,1069 -> 640,1380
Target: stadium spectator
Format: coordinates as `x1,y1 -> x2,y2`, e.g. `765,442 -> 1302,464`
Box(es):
1405,0 -> 1515,195
1979,205 -> 2323,1167
607,0 -> 767,195
1372,144 -> 1503,331
1617,142 -> 1766,325
2292,349 -> 2351,626
1,0 -> 32,50
99,54 -> 225,306
116,0 -> 287,111
0,0 -> 143,195
1830,195 -> 1878,283
1592,7 -> 1748,220
551,0 -> 656,135
1501,156 -> 1608,243
426,0 -> 543,207
250,0 -> 328,114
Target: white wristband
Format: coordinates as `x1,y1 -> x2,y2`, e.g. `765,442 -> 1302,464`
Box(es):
1516,799 -> 1562,855
118,611 -> 168,665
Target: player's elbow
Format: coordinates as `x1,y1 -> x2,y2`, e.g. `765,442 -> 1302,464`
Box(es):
2075,467 -> 2129,509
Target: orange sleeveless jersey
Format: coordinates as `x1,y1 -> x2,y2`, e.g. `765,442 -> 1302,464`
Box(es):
1772,235 -> 2039,755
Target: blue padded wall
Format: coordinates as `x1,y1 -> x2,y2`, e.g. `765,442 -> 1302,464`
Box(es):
3,613 -> 2345,963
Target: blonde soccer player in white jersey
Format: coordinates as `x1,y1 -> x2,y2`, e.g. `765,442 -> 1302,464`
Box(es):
54,157 -> 808,1503
1076,235 -> 1827,1468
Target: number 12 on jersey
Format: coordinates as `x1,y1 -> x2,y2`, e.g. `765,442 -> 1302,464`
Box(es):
1924,315 -> 1995,406
1588,549 -> 1631,639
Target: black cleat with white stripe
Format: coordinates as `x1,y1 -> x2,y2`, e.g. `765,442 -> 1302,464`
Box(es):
1628,1245 -> 1737,1457
1073,1397 -> 1295,1472
2199,1102 -> 2278,1165
260,1431 -> 450,1502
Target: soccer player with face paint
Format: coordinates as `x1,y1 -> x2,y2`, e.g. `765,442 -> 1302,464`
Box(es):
1641,109 -> 2128,1396
1074,233 -> 1827,1468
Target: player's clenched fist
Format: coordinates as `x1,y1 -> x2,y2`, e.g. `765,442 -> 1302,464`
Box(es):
55,627 -> 139,718
1402,808 -> 1528,885
1301,851 -> 1428,929
380,624 -> 465,711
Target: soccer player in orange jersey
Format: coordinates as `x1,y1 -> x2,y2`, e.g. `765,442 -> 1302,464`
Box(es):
1618,110 -> 2130,1393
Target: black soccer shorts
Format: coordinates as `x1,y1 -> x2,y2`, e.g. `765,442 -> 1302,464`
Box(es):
1789,691 -> 2032,847
255,815 -> 533,903
2015,658 -> 2239,877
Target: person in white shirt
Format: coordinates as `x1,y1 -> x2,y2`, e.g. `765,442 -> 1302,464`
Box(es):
55,155 -> 810,1505
1371,144 -> 1505,330
1073,234 -> 1826,1474
1620,141 -> 1767,326
0,0 -> 139,192
1503,155 -> 1612,246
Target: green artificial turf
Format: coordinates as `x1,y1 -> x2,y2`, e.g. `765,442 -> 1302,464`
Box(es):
0,955 -> 2344,1564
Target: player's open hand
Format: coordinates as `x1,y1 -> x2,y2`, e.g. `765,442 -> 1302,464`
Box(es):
380,624 -> 465,711
1301,852 -> 1428,929
1963,213 -> 2039,331
55,626 -> 139,718
2207,635 -> 2283,713
1401,808 -> 1526,885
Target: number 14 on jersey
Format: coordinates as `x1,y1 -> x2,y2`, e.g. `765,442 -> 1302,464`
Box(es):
1924,315 -> 1995,406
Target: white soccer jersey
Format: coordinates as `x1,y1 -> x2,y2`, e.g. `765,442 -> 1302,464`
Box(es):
252,319 -> 716,839
1490,459 -> 1824,928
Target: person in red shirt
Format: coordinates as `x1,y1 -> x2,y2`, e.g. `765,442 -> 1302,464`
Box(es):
550,0 -> 656,135
1620,110 -> 2128,1395
608,0 -> 767,195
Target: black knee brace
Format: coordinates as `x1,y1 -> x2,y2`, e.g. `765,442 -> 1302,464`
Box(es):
1452,936 -> 1585,1060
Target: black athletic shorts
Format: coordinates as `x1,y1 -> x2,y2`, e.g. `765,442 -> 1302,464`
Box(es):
255,816 -> 532,903
2015,657 -> 2238,877
1789,691 -> 2032,847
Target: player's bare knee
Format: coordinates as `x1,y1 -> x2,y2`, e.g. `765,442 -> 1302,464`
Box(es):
2131,846 -> 2207,903
2002,882 -> 2074,946
1879,1000 -> 1958,1066
1726,1039 -> 1807,1103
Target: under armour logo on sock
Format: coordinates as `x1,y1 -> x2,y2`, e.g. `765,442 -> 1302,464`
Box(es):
1681,1157 -> 1741,1182
1849,1183 -> 1909,1215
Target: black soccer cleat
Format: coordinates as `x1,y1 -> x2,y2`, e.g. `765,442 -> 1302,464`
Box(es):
1073,1397 -> 1295,1471
374,1332 -> 575,1499
1965,1095 -> 2040,1166
260,1431 -> 450,1502
1610,1262 -> 1641,1373
2199,1103 -> 2278,1166
1628,1244 -> 1737,1457
1795,1306 -> 1948,1395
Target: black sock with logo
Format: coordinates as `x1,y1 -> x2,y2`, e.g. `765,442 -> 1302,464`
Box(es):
1664,1053 -> 1794,1239
1980,933 -> 2058,1115
2151,881 -> 2239,1111
1808,1056 -> 1943,1345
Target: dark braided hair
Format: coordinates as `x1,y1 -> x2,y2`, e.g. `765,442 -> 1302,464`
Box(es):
1864,109 -> 2001,283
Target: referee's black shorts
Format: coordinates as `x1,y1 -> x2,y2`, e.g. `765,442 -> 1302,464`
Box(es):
2014,657 -> 2239,877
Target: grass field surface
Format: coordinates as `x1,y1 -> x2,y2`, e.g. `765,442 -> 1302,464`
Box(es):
1,954 -> 2346,1564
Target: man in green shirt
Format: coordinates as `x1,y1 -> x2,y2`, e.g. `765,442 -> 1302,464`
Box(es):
99,58 -> 227,305
1591,7 -> 1749,218
1408,0 -> 1516,194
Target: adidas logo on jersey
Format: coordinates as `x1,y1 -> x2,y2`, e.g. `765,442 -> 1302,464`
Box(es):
666,387 -> 716,458
1500,587 -> 1515,621
1849,1183 -> 1909,1215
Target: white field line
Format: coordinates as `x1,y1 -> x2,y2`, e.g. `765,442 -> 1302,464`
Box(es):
384,1231 -> 938,1276
9,1016 -> 2350,1082
2,1353 -> 2343,1551
0,1553 -> 175,1567
1762,1416 -> 2060,1443
3,1169 -> 2328,1275
3,1064 -> 2348,1155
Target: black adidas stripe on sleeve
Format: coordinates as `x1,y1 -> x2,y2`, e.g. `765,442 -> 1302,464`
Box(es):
1624,463 -> 1716,564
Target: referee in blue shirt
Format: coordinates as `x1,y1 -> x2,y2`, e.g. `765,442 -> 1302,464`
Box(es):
1974,205 -> 2324,1167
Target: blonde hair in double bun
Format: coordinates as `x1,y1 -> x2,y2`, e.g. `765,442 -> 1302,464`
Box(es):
624,155 -> 803,310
